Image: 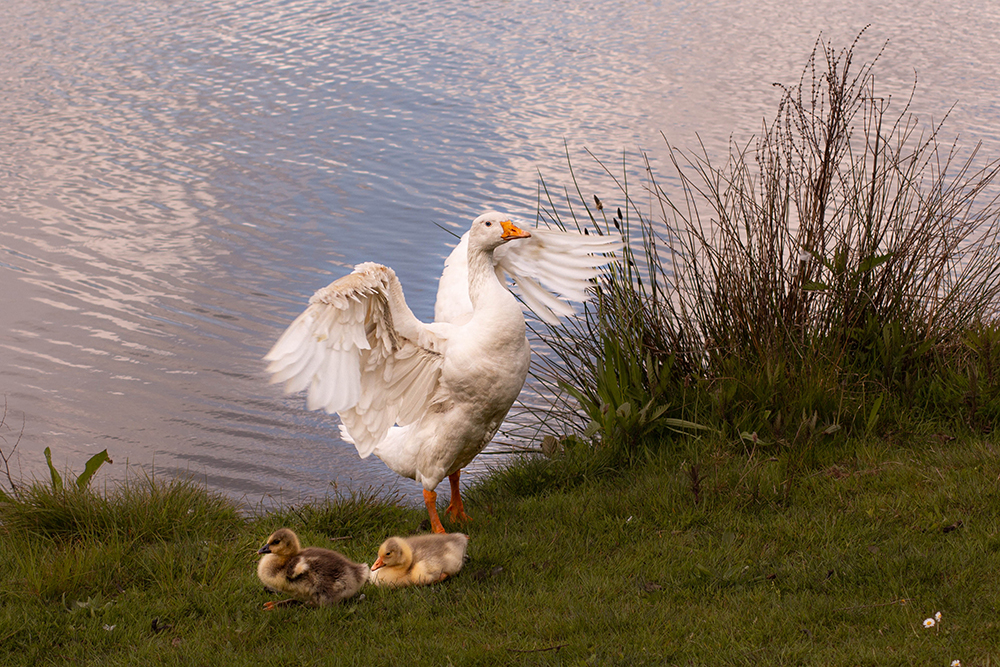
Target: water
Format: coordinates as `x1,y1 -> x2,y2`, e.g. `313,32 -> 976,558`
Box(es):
2,0 -> 999,504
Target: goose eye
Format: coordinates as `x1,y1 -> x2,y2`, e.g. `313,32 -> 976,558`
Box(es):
484,221 -> 492,227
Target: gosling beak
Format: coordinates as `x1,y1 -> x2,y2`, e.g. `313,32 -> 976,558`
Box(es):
372,555 -> 385,571
257,544 -> 271,555
500,220 -> 531,240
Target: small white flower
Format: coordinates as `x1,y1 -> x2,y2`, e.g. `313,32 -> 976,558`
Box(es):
923,618 -> 936,628
935,611 -> 942,621
103,624 -> 116,632
951,660 -> 961,667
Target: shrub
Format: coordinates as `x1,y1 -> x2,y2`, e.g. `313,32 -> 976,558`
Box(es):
528,30 -> 1000,456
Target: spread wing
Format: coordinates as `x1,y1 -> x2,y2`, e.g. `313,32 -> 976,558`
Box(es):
434,225 -> 623,325
264,262 -> 446,457
433,233 -> 475,324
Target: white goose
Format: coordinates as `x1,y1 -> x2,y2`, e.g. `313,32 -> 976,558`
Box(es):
265,211 -> 620,532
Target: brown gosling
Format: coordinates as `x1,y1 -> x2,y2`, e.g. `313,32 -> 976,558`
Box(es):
256,528 -> 369,609
369,532 -> 468,587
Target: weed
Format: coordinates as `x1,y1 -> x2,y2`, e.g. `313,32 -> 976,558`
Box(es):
42,446 -> 111,493
525,30 -> 1000,470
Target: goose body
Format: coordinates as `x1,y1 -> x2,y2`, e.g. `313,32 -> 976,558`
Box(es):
256,528 -> 369,609
265,211 -> 621,532
370,533 -> 469,587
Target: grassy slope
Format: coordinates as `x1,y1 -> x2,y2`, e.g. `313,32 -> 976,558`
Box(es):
3,433 -> 1000,666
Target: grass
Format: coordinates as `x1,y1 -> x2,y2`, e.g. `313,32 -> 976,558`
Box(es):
2,431 -> 1000,665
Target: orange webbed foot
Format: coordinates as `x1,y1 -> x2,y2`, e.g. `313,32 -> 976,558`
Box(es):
445,502 -> 472,524
423,489 -> 447,534
445,470 -> 472,524
263,599 -> 296,611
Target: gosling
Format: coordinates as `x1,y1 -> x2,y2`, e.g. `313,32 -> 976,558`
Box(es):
369,532 -> 468,587
256,527 -> 369,609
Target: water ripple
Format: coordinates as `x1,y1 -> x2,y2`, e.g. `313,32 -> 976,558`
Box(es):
1,0 -> 998,502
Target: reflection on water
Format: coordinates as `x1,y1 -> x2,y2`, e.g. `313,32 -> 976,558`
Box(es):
1,0 -> 999,504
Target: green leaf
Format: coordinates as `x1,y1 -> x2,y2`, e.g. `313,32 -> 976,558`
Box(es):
642,403 -> 671,424
857,252 -> 893,273
866,394 -> 884,436
560,382 -> 601,422
661,417 -> 713,433
76,450 -> 111,489
833,248 -> 848,274
802,281 -> 829,291
43,447 -> 63,492
804,248 -> 835,272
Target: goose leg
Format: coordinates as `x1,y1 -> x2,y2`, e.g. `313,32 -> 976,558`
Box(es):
263,598 -> 299,611
445,470 -> 472,523
423,488 -> 446,534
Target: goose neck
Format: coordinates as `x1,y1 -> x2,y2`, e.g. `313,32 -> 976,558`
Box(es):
466,245 -> 502,308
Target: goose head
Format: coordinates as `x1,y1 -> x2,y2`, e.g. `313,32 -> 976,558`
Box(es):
258,528 -> 302,558
469,211 -> 531,252
371,536 -> 413,571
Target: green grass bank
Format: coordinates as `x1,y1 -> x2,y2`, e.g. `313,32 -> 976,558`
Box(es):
2,429 -> 999,666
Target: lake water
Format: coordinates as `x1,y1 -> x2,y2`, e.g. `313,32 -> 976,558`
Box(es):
2,0 -> 999,505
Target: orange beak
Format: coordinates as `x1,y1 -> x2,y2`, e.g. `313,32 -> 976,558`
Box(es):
500,220 -> 531,240
372,555 -> 385,571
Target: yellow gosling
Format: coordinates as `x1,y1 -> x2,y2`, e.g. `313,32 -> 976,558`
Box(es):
369,533 -> 468,587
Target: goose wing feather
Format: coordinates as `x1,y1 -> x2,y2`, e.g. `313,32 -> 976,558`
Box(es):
434,225 -> 623,325
265,262 -> 445,457
433,233 -> 472,324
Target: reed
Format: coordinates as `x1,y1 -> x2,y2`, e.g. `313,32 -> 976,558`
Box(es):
527,31 -> 1000,460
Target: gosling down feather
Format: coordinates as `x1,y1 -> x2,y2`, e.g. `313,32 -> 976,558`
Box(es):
265,211 -> 621,532
370,533 -> 469,587
256,528 -> 369,609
